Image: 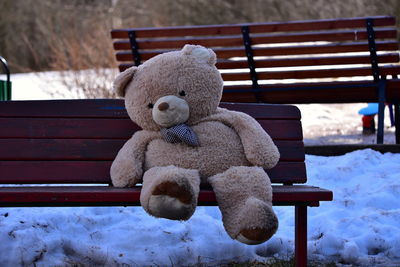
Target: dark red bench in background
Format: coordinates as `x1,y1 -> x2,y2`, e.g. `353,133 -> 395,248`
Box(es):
111,15 -> 400,144
0,100 -> 332,267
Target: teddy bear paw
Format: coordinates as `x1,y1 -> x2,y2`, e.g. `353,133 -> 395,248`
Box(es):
148,181 -> 195,220
234,198 -> 278,245
237,227 -> 276,245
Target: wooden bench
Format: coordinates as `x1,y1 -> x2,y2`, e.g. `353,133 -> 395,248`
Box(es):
0,99 -> 332,267
111,15 -> 400,144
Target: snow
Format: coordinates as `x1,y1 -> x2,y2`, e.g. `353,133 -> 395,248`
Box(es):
299,103 -> 396,145
0,72 -> 74,100
1,72 -> 400,266
1,150 -> 399,266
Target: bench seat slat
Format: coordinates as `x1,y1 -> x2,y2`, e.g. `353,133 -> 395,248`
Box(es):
0,118 -> 302,140
0,118 -> 139,139
0,185 -> 333,207
115,36 -> 244,50
0,140 -> 305,162
115,41 -> 398,61
221,65 -> 400,81
0,161 -> 306,184
110,16 -> 395,39
113,28 -> 397,50
252,40 -> 398,56
217,53 -> 399,69
0,100 -> 300,120
251,27 -> 397,45
222,79 -> 400,103
119,53 -> 399,72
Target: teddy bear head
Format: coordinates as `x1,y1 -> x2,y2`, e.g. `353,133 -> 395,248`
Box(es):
113,45 -> 223,131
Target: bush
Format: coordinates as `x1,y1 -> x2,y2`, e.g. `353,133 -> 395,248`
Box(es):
0,0 -> 399,98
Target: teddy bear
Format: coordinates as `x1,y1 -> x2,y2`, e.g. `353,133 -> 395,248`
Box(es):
110,44 -> 280,245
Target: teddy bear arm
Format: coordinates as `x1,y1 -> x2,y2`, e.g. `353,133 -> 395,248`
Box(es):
110,130 -> 158,187
223,111 -> 280,169
243,127 -> 280,169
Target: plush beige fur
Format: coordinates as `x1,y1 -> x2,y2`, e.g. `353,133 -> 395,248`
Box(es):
110,44 -> 280,245
140,166 -> 200,220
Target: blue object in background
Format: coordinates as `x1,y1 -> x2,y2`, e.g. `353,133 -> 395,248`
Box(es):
359,103 -> 395,127
358,103 -> 379,116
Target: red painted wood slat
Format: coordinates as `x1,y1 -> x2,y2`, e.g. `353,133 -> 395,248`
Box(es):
0,185 -> 333,207
0,100 -> 300,120
217,53 -> 400,69
110,16 -> 395,39
112,28 -> 398,50
0,161 -> 306,184
0,118 -> 301,140
221,66 -> 400,81
221,79 -> 400,104
115,41 -> 399,61
0,118 -> 139,139
0,99 -> 129,118
0,161 -> 111,184
118,53 -> 400,72
0,139 -> 305,162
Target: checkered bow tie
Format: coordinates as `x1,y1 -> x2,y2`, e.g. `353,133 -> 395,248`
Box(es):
160,124 -> 200,147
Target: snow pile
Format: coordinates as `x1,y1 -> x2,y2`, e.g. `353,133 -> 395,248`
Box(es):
306,150 -> 400,266
0,149 -> 400,266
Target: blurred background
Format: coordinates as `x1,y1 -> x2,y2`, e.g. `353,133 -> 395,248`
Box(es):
0,0 -> 399,144
1,0 -> 399,74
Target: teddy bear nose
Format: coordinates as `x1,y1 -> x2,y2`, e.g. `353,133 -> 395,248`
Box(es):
158,102 -> 169,111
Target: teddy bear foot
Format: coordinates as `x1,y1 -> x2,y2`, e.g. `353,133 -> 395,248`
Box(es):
149,180 -> 195,220
140,166 -> 200,221
237,228 -> 274,245
208,166 -> 278,245
235,198 -> 278,245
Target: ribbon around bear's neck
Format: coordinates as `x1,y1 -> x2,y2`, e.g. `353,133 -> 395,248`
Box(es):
160,124 -> 200,147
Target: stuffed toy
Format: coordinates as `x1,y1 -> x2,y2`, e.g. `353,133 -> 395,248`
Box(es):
110,44 -> 280,245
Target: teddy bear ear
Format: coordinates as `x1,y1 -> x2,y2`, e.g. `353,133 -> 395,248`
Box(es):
182,44 -> 217,66
112,66 -> 138,97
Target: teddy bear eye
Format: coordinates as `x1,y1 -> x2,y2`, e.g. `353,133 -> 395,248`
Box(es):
147,103 -> 154,109
179,90 -> 186,96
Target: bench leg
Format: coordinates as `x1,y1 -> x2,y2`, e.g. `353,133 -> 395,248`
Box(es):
376,79 -> 386,144
295,205 -> 307,267
395,101 -> 400,144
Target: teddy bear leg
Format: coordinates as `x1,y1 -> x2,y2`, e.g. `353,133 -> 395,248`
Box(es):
140,166 -> 200,221
208,166 -> 278,245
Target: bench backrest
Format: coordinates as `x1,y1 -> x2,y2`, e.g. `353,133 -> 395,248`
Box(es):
0,100 -> 305,185
111,16 -> 400,103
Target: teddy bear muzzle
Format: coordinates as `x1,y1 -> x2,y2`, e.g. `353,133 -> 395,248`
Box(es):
152,95 -> 190,128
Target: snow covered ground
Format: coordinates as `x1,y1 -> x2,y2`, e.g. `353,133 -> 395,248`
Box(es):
0,72 -> 70,100
0,150 -> 399,266
0,72 -> 399,266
